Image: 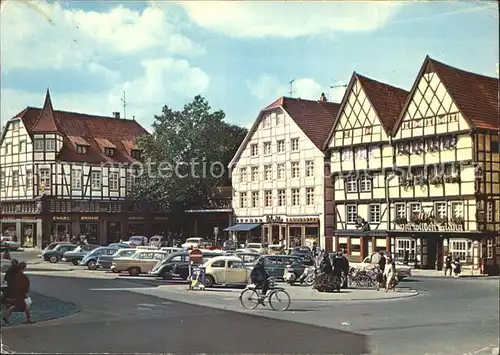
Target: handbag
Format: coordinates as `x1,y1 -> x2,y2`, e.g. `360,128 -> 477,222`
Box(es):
25,296 -> 32,309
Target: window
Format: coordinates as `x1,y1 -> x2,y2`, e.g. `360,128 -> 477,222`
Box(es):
343,130 -> 351,138
341,149 -> 353,161
34,139 -> 44,151
263,142 -> 272,155
11,121 -> 19,131
5,143 -> 12,154
278,189 -> 286,206
76,145 -> 87,154
275,163 -> 284,180
104,148 -> 114,156
291,162 -> 300,178
212,260 -> 226,268
360,175 -> 372,192
263,115 -> 270,128
19,140 -> 26,152
345,176 -> 357,192
276,112 -> 283,125
26,170 -> 33,190
305,161 -> 314,177
109,172 -> 119,191
72,170 -> 82,190
450,240 -> 472,263
306,188 -> 314,205
277,140 -> 285,153
486,238 -> 493,259
395,203 -> 406,218
355,148 -> 367,160
292,188 -> 300,206
410,203 -> 421,217
435,202 -> 447,219
0,170 -> 4,190
12,170 -> 19,189
227,260 -> 245,269
251,166 -> 259,182
264,190 -> 272,207
39,169 -> 50,191
451,202 -> 463,218
239,168 -> 247,183
131,150 -> 141,160
127,172 -> 137,192
264,165 -> 272,180
251,191 -> 259,207
291,138 -> 299,151
239,192 -> 248,208
491,141 -> 499,153
347,205 -> 357,223
369,204 -> 381,223
250,144 -> 258,156
486,201 -> 493,222
45,139 -> 56,151
91,171 -> 102,190
395,239 -> 416,261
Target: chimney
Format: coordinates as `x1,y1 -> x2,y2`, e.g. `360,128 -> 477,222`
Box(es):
319,92 -> 327,102
112,112 -> 120,119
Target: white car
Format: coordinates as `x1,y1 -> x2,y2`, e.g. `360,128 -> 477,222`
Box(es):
245,243 -> 264,254
126,236 -> 148,246
181,237 -> 203,249
159,247 -> 184,254
203,255 -> 251,287
351,252 -> 412,280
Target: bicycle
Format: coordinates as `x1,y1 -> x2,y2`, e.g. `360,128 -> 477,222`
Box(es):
239,277 -> 291,312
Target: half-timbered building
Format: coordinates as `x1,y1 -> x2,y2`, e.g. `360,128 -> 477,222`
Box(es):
229,95 -> 340,248
389,57 -> 499,273
324,72 -> 409,260
0,90 -> 170,248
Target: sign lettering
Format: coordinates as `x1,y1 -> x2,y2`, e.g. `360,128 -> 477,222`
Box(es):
129,216 -> 145,221
401,223 -> 464,232
154,217 -> 168,221
266,215 -> 283,224
53,216 -> 71,221
80,216 -> 99,221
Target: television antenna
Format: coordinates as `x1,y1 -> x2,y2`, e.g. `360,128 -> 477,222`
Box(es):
326,83 -> 348,101
289,79 -> 295,97
121,90 -> 128,119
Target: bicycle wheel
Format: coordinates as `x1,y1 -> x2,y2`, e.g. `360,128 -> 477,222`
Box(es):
268,289 -> 291,312
239,289 -> 260,310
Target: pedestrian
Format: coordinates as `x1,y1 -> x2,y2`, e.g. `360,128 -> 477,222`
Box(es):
444,254 -> 453,276
378,252 -> 386,273
340,251 -> 350,289
3,249 -> 11,260
2,262 -> 34,324
453,257 -> 461,277
2,259 -> 19,302
383,257 -> 396,292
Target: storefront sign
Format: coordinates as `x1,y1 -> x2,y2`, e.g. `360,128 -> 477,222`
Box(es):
266,215 -> 283,224
1,216 -> 38,221
53,216 -> 71,221
80,216 -> 99,221
287,218 -> 319,223
154,217 -> 168,221
401,223 -> 464,232
129,216 -> 145,221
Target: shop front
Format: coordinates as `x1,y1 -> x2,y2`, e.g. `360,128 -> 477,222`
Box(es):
79,216 -> 100,244
127,217 -> 147,236
106,221 -> 121,243
52,216 -> 72,241
334,230 -> 390,262
151,216 -> 169,236
0,216 -> 42,248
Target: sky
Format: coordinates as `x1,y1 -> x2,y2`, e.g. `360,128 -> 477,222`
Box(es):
0,1 -> 498,132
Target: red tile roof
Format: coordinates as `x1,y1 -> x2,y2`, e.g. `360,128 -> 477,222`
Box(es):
30,89 -> 62,133
427,58 -> 499,132
356,74 -> 409,134
68,136 -> 90,147
14,91 -> 149,164
94,137 -> 117,149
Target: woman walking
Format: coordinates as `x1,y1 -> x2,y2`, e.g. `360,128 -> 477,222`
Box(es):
2,262 -> 34,324
383,257 -> 397,292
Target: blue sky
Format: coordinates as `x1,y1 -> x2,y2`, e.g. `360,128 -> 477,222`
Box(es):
0,1 -> 498,131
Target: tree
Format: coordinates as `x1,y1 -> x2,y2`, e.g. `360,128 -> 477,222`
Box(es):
134,95 -> 247,210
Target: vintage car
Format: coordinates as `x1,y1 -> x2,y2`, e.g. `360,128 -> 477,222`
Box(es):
0,236 -> 21,251
150,251 -> 223,280
235,252 -> 261,267
111,250 -> 168,276
97,249 -> 137,269
245,243 -> 264,254
148,235 -> 164,247
255,255 -> 305,280
63,244 -> 100,265
79,247 -> 119,270
159,247 -> 184,254
351,252 -> 412,280
42,243 -> 77,263
267,244 -> 284,255
125,236 -> 148,247
203,255 -> 251,287
181,237 -> 203,249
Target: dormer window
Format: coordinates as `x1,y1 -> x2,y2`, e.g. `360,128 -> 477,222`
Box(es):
45,139 -> 56,151
105,148 -> 115,156
34,139 -> 44,152
131,149 -> 141,160
76,145 -> 87,154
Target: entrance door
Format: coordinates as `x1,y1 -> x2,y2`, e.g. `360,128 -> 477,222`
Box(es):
425,237 -> 438,269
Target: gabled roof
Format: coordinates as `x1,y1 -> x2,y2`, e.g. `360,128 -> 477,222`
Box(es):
323,72 -> 409,149
229,96 -> 340,168
30,89 -> 61,133
392,56 -> 499,134
95,138 -> 117,149
12,92 -> 149,164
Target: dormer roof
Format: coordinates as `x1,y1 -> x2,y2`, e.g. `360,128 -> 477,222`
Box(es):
94,138 -> 117,150
68,136 -> 90,147
30,89 -> 61,133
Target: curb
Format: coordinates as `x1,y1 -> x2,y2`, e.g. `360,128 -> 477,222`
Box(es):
26,268 -> 76,272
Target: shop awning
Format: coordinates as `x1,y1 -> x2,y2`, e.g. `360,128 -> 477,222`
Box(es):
223,223 -> 260,232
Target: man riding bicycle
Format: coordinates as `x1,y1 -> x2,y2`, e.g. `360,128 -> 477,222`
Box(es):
250,259 -> 270,301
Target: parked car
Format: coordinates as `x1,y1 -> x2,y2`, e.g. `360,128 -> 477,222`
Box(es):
245,243 -> 264,254
159,247 -> 184,254
203,256 -> 251,287
111,250 -> 168,276
267,244 -> 284,255
0,236 -> 21,251
150,251 -> 189,279
291,247 -> 314,265
126,236 -> 148,247
63,244 -> 101,265
351,252 -> 412,280
108,242 -> 130,248
97,249 -> 137,269
42,243 -> 77,263
170,252 -> 225,280
79,247 -> 119,270
181,237 -> 203,249
148,235 -> 163,247
255,255 -> 304,280
39,242 -> 69,257
235,252 -> 261,267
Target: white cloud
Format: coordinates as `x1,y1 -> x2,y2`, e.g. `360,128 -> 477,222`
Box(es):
248,74 -> 346,103
177,1 -> 399,38
0,1 -> 204,72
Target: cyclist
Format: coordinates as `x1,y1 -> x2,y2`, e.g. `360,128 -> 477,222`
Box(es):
250,259 -> 270,303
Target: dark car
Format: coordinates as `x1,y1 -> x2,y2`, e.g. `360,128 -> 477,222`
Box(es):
150,251 -> 223,280
63,244 -> 100,265
291,247 -> 314,266
79,247 -> 119,270
43,243 -> 77,263
256,255 -> 304,279
0,241 -> 20,252
170,252 -> 225,279
235,252 -> 261,267
39,242 -> 68,258
108,243 -> 131,248
97,249 -> 137,269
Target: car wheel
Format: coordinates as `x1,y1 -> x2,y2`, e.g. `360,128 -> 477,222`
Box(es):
49,255 -> 59,263
129,267 -> 141,276
112,268 -> 120,273
87,260 -> 97,270
72,260 -> 79,266
161,270 -> 173,280
204,274 -> 215,287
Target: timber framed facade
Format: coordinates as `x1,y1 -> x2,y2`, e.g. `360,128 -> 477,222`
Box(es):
324,56 -> 499,274
0,90 -> 170,248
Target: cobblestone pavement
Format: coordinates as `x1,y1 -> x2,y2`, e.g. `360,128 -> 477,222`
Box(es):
1,291 -> 79,327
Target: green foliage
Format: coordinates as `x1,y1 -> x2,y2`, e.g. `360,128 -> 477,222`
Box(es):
133,95 -> 247,209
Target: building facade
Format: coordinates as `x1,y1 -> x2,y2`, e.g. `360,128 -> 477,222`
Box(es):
229,96 -> 340,248
0,90 -> 169,248
324,56 -> 499,273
